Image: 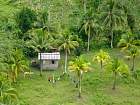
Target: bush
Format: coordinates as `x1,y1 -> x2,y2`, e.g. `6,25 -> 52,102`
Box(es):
16,7 -> 37,33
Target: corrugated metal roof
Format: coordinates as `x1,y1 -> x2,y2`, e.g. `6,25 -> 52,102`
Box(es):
38,52 -> 60,60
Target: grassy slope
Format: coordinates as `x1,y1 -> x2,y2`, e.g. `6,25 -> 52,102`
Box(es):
17,49 -> 140,105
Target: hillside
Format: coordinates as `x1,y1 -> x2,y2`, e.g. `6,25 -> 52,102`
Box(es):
0,0 -> 140,105
17,49 -> 140,105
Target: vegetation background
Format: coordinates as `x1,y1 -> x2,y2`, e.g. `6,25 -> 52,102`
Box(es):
0,0 -> 140,105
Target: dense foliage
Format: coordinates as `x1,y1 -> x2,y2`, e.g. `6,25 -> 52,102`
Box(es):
0,0 -> 140,104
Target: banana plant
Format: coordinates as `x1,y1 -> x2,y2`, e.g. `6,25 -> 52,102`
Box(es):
10,49 -> 29,82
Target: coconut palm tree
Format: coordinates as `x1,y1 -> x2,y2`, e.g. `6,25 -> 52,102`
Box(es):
10,49 -> 29,82
106,58 -> 129,90
58,30 -> 79,74
69,56 -> 91,98
81,15 -> 99,51
100,0 -> 125,48
93,49 -> 110,71
117,32 -> 140,50
27,28 -> 50,76
118,32 -> 140,73
127,46 -> 139,72
82,0 -> 87,14
119,0 -> 138,33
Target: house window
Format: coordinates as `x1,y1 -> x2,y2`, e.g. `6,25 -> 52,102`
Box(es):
52,60 -> 55,64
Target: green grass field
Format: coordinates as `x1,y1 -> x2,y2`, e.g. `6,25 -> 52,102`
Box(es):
16,49 -> 140,105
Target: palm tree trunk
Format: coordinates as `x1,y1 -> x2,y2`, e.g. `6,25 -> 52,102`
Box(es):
110,28 -> 113,48
52,73 -> 55,84
40,52 -> 43,76
100,60 -> 103,77
83,0 -> 87,14
100,60 -> 103,70
12,75 -> 16,83
0,90 -> 2,97
87,33 -> 90,51
48,9 -> 50,35
112,72 -> 117,90
131,56 -> 135,72
64,50 -> 68,73
78,73 -> 82,98
12,72 -> 16,83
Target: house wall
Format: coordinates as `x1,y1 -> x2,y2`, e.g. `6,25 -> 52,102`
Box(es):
42,60 -> 59,70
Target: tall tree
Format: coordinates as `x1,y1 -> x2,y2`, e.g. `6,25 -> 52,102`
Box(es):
81,13 -> 99,51
100,0 -> 125,48
82,0 -> 87,14
58,30 -> 79,73
120,0 -> 138,33
27,28 -> 50,76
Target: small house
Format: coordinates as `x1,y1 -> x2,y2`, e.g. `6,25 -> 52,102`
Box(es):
38,52 -> 60,70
